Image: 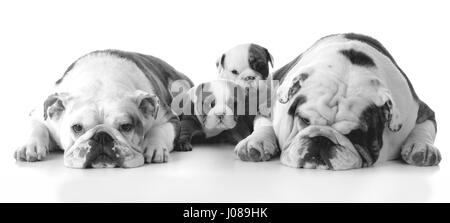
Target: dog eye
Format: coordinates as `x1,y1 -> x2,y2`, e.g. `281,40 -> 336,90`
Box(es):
210,99 -> 216,107
71,124 -> 83,134
231,70 -> 239,75
300,117 -> 310,125
119,123 -> 134,132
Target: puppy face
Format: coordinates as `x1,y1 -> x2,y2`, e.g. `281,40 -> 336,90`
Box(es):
43,90 -> 158,168
184,80 -> 251,133
276,64 -> 401,170
217,44 -> 273,88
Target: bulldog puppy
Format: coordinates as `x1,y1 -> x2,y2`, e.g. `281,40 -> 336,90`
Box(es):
14,50 -> 193,168
272,33 -> 440,170
216,43 -> 273,88
215,44 -> 280,162
175,80 -> 259,155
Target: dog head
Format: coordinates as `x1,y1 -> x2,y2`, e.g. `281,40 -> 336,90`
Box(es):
178,79 -> 258,134
43,90 -> 159,168
275,62 -> 402,170
216,44 -> 273,88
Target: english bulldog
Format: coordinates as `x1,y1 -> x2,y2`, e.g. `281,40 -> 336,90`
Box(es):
272,33 -> 440,170
175,79 -> 273,161
14,50 -> 193,168
215,44 -> 280,162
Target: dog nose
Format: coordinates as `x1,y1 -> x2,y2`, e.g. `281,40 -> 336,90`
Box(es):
243,76 -> 256,81
215,111 -> 225,120
91,131 -> 114,145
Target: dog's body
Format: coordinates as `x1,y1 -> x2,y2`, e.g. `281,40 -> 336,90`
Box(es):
14,50 -> 193,168
272,33 -> 440,170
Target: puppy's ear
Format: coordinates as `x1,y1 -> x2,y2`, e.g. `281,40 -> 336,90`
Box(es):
278,73 -> 309,104
43,93 -> 69,120
216,54 -> 226,73
249,44 -> 273,79
264,48 -> 274,68
133,90 -> 160,119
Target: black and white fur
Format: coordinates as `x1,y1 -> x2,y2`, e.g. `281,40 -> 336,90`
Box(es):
272,33 -> 440,170
175,80 -> 259,156
14,50 -> 193,168
216,44 -> 280,162
217,43 -> 273,88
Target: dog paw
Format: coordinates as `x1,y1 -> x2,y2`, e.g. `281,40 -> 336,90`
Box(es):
144,144 -> 169,163
174,139 -> 193,152
234,133 -> 279,162
14,137 -> 49,162
401,142 -> 441,166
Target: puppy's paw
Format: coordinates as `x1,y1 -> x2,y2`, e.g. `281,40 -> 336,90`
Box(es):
234,132 -> 279,162
401,142 -> 441,166
174,139 -> 193,152
144,144 -> 170,163
14,137 -> 49,162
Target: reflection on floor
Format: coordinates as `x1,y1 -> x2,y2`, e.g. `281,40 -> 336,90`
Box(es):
1,144 -> 447,202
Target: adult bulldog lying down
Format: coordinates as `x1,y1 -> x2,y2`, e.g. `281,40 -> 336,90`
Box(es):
14,50 -> 193,168
273,33 -> 440,170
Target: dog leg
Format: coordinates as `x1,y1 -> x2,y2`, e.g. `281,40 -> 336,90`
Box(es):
143,121 -> 177,163
175,115 -> 203,151
235,116 -> 280,162
14,119 -> 51,162
401,120 -> 441,166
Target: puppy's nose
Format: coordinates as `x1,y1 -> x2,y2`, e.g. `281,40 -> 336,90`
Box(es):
243,76 -> 256,81
215,111 -> 225,120
92,131 -> 114,145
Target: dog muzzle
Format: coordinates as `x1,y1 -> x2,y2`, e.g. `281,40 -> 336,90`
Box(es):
281,125 -> 363,170
63,125 -> 144,168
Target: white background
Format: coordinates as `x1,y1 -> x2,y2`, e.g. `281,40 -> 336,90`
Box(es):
0,0 -> 449,202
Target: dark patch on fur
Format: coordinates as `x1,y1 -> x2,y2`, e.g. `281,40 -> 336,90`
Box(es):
217,54 -> 225,69
417,100 -> 437,132
340,49 -> 376,67
345,105 -> 387,166
287,95 -> 306,116
344,33 -> 418,100
248,44 -> 273,79
43,93 -> 64,120
299,73 -> 309,81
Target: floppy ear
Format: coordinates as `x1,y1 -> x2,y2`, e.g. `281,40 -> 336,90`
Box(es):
43,93 -> 69,120
372,86 -> 402,132
264,48 -> 274,68
133,90 -> 160,119
278,73 -> 309,104
382,99 -> 402,132
216,54 -> 226,73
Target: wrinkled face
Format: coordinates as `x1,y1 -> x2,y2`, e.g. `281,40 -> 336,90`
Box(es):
217,44 -> 273,88
44,90 -> 158,168
277,68 -> 399,170
191,80 -> 249,131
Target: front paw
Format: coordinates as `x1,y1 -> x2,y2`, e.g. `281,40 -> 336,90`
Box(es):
174,138 -> 193,152
14,137 -> 49,162
144,144 -> 170,163
234,133 -> 279,162
401,142 -> 441,166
